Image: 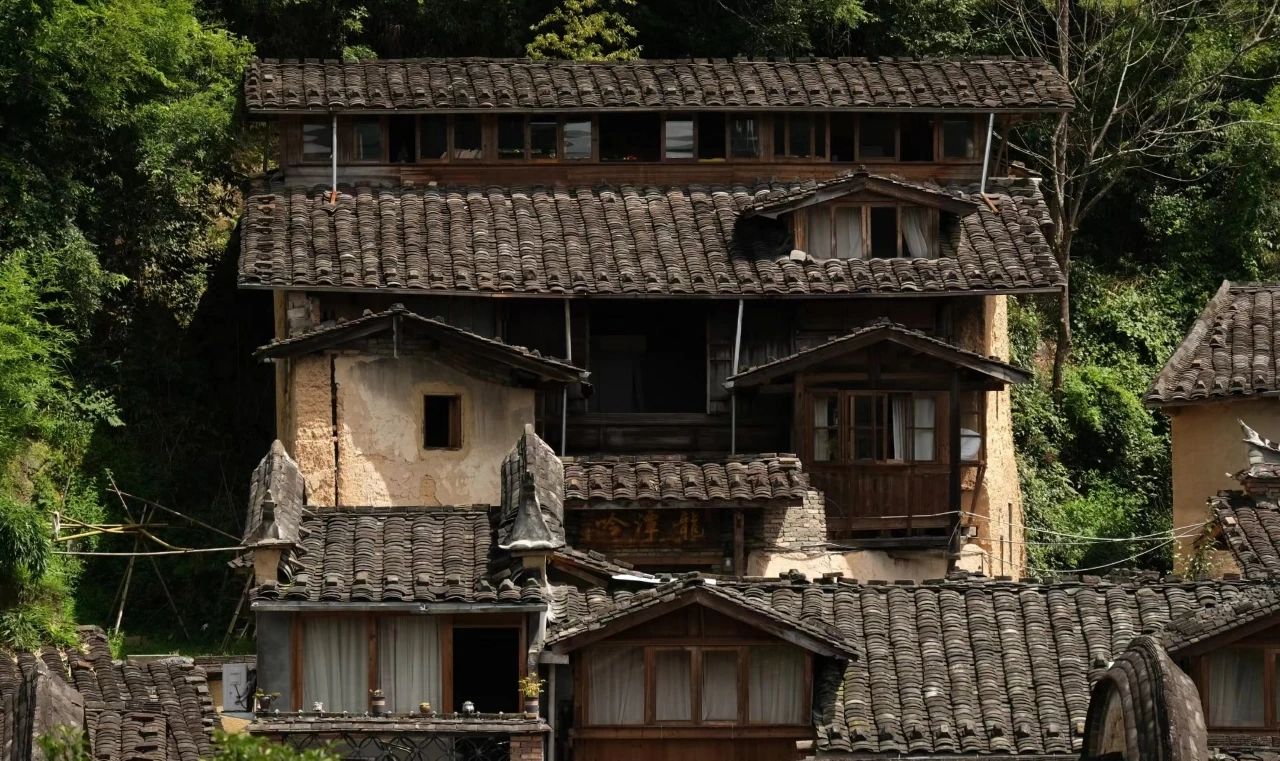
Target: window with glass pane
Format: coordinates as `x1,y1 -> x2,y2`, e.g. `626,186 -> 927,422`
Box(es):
530,118 -> 558,158
730,116 -> 760,158
497,115 -> 525,159
665,115 -> 694,159
354,118 -> 383,161
787,114 -> 812,157
960,393 -> 982,462
853,395 -> 883,461
701,651 -> 739,721
813,396 -> 839,461
420,116 -> 448,160
697,113 -> 726,159
900,114 -> 935,161
942,117 -> 976,159
835,206 -> 864,259
601,113 -> 659,161
868,207 -> 899,258
453,116 -> 482,159
911,397 -> 936,461
805,207 -> 832,259
748,646 -> 805,724
654,649 -> 693,721
830,114 -> 856,161
301,120 -> 332,161
587,648 -> 644,724
859,115 -> 896,159
900,206 -> 937,259
564,119 -> 593,159
1209,648 -> 1264,727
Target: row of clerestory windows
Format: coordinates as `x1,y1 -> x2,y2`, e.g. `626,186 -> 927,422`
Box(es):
298,112 -> 983,165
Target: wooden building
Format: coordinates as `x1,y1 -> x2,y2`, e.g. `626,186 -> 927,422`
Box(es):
224,55 -> 1279,761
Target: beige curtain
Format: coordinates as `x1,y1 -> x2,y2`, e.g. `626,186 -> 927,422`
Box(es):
302,617 -> 368,713
806,208 -> 832,259
701,651 -> 739,721
835,206 -> 864,259
1209,649 -> 1264,726
379,617 -> 441,713
901,207 -> 936,258
655,650 -> 692,721
587,648 -> 644,724
748,646 -> 805,724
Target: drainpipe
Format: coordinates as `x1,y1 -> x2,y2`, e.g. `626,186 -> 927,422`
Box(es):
329,113 -> 338,204
730,299 -> 744,455
979,112 -> 995,194
561,300 -> 571,456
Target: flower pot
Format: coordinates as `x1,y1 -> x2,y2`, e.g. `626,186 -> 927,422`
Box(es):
370,693 -> 386,716
523,698 -> 539,718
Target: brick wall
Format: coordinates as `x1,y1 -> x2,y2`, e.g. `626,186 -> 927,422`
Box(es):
509,732 -> 544,761
759,490 -> 828,550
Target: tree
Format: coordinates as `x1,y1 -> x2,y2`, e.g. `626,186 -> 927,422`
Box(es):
994,0 -> 1280,391
527,0 -> 640,60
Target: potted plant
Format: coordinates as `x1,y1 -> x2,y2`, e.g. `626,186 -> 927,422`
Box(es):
253,690 -> 280,713
369,688 -> 386,716
518,674 -> 545,719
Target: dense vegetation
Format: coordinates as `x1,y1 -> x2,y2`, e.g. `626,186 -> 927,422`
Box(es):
0,0 -> 1277,649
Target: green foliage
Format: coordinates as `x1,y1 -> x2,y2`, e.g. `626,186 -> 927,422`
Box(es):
528,0 -> 640,60
213,731 -> 339,761
37,726 -> 92,761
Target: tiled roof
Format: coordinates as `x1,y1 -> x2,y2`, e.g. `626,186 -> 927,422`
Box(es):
243,57 -> 1073,113
1160,583 -> 1280,654
546,576 -> 857,659
1147,282 -> 1280,406
0,627 -> 216,761
551,547 -> 656,582
1211,491 -> 1280,579
561,453 -> 808,505
726,320 -> 1030,389
255,305 -> 587,383
742,171 -> 976,217
548,574 -> 1272,757
250,507 -> 544,605
238,178 -> 1063,297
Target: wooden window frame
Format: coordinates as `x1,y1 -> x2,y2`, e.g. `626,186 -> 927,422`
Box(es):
772,112 -> 828,161
450,114 -> 485,161
299,118 -> 335,165
661,113 -> 697,163
1196,645 -> 1280,732
939,115 -> 983,163
562,115 -> 597,161
855,113 -> 899,162
417,114 -> 451,164
423,394 -> 462,450
811,390 -> 941,465
445,616 -> 527,715
348,115 -> 388,164
528,116 -> 563,163
800,203 -> 940,261
727,114 -> 762,160
581,643 -> 811,728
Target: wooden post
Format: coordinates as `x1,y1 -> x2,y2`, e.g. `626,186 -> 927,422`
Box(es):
733,510 -> 745,574
948,371 -> 962,556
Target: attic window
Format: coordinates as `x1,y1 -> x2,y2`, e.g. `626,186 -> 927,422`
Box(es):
800,204 -> 939,259
424,395 -> 461,449
301,119 -> 332,162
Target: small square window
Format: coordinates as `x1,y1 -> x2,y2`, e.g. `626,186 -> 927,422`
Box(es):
424,395 -> 461,449
942,117 -> 977,159
354,117 -> 383,161
301,120 -> 332,161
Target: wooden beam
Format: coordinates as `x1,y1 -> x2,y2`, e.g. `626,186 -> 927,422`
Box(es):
948,370 -> 962,557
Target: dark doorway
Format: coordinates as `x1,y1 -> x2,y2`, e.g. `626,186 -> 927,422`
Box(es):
452,627 -> 520,714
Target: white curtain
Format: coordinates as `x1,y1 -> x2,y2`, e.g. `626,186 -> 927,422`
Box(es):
748,646 -> 805,724
890,395 -> 909,461
379,617 -> 441,714
302,617 -> 368,713
901,207 -> 936,259
813,397 -> 837,461
835,207 -> 864,259
701,651 -> 739,721
913,397 -> 936,461
1209,649 -> 1264,727
587,648 -> 644,724
806,208 -> 832,259
655,650 -> 692,721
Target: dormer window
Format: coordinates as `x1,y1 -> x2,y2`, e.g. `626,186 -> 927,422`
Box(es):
800,204 -> 939,259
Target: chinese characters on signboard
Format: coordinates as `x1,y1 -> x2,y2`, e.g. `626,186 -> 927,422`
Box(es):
577,509 -> 716,548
